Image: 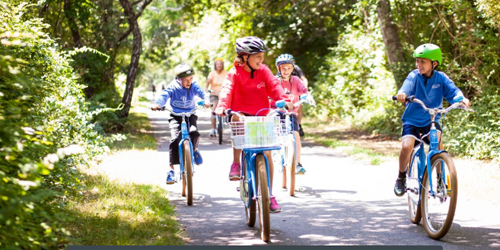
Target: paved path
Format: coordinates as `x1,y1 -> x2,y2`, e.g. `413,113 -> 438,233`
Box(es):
98,105 -> 500,249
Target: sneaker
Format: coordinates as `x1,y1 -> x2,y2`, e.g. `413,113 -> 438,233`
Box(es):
209,129 -> 216,137
193,149 -> 203,165
394,177 -> 406,197
269,196 -> 282,213
298,124 -> 305,137
229,162 -> 241,181
166,170 -> 175,185
295,163 -> 306,175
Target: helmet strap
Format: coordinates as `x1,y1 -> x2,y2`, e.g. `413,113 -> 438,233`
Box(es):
244,54 -> 256,79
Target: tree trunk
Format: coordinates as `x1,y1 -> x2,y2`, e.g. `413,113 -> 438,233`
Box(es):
118,0 -> 152,119
63,0 -> 82,48
377,0 -> 406,88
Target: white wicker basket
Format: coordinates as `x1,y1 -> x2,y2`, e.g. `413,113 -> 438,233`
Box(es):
229,116 -> 286,149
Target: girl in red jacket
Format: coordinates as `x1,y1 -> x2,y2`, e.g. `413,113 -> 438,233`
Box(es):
215,36 -> 292,213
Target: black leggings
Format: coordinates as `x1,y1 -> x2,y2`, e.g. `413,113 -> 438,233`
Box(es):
168,114 -> 200,165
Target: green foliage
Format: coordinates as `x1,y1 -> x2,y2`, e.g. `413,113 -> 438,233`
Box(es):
444,87 -> 500,161
314,4 -> 396,125
0,2 -> 108,248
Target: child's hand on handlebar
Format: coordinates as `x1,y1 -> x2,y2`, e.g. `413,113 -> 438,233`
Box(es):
215,106 -> 226,116
396,93 -> 407,103
151,105 -> 161,111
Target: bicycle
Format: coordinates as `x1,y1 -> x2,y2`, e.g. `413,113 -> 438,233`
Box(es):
152,102 -> 205,206
208,89 -> 224,144
227,105 -> 286,242
273,94 -> 314,196
392,95 -> 472,239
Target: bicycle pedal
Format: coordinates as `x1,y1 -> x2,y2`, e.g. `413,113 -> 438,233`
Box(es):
236,187 -> 240,192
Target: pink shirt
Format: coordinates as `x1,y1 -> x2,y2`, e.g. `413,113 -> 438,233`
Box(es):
217,62 -> 290,116
280,75 -> 308,112
271,75 -> 308,113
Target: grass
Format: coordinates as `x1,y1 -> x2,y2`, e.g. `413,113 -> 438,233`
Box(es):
302,119 -> 398,165
63,97 -> 184,246
64,173 -> 184,246
108,104 -> 157,151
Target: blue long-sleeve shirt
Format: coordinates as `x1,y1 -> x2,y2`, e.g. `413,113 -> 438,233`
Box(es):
398,69 -> 464,127
156,79 -> 207,113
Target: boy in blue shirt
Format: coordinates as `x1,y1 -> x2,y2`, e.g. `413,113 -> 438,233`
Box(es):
154,63 -> 210,184
394,44 -> 470,196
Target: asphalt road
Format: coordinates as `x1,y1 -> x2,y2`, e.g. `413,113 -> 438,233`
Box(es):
140,106 -> 500,248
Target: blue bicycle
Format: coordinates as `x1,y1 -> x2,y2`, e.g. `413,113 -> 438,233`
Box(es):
153,103 -> 204,206
393,95 -> 472,239
227,104 -> 286,242
274,94 -> 314,196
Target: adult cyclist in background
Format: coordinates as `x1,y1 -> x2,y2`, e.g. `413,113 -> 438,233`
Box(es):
215,36 -> 292,213
205,58 -> 228,137
275,54 -> 308,137
273,54 -> 316,175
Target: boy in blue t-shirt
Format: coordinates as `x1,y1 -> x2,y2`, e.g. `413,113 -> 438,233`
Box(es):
154,63 -> 209,185
394,44 -> 470,197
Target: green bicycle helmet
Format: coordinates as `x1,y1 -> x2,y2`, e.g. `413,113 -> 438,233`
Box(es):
413,43 -> 442,66
174,63 -> 195,78
275,53 -> 295,71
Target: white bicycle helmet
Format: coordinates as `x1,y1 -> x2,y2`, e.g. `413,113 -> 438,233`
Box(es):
174,63 -> 195,78
235,36 -> 268,56
275,53 -> 295,71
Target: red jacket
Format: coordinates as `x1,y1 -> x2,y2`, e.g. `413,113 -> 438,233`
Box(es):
217,62 -> 290,116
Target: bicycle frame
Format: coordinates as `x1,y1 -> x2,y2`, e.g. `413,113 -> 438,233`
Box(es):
241,146 -> 279,208
178,119 -> 195,179
403,96 -> 470,200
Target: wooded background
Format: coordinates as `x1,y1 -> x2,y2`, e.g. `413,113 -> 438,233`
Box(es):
1,0 -> 499,248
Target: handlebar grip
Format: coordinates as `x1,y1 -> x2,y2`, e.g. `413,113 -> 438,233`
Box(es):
392,95 -> 415,102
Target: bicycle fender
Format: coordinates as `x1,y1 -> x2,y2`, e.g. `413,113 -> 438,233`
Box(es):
424,149 -> 447,195
426,149 -> 447,168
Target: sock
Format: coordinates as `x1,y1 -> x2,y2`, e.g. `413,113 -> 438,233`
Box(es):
398,171 -> 406,179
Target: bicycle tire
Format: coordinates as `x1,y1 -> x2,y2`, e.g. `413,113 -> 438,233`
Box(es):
287,135 -> 296,196
407,150 -> 422,224
281,147 -> 287,189
256,154 -> 271,242
240,152 -> 256,227
421,153 -> 457,239
183,140 -> 193,206
218,116 -> 223,144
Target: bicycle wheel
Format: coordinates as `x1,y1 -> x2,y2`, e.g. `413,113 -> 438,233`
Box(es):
280,149 -> 287,189
286,135 -> 296,196
256,154 -> 271,242
240,152 -> 256,227
217,116 -> 223,144
407,150 -> 422,224
421,153 -> 457,239
182,140 -> 193,206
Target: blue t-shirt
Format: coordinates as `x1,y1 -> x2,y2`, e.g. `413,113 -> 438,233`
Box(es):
398,69 -> 464,127
156,79 -> 206,113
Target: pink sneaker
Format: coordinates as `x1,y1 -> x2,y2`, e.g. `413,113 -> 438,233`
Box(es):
269,196 -> 282,213
228,162 -> 241,181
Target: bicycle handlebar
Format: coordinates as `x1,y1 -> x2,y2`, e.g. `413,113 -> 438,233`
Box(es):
151,105 -> 204,117
392,95 -> 474,115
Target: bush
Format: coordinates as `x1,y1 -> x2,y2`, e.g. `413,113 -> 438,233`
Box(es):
1,2 -> 108,248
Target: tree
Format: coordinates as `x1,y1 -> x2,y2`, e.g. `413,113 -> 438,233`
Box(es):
377,0 -> 406,87
117,0 -> 153,119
